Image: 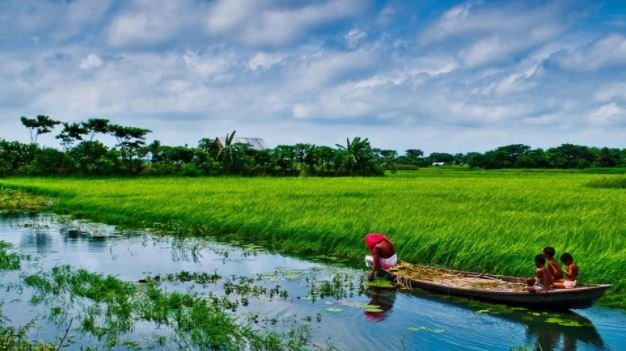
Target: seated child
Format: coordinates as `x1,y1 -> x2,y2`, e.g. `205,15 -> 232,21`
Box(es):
554,252 -> 578,289
527,254 -> 553,294
543,246 -> 564,281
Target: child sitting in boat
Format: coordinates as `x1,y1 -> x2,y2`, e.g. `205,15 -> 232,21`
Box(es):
364,233 -> 397,281
527,254 -> 553,294
554,252 -> 578,289
543,246 -> 564,281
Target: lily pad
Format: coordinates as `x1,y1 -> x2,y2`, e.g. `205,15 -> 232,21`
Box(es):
544,317 -> 586,327
325,307 -> 343,313
510,307 -> 528,311
408,326 -> 445,333
368,278 -> 395,289
364,305 -> 384,313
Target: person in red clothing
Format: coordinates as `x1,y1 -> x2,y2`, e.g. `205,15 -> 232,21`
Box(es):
365,233 -> 397,281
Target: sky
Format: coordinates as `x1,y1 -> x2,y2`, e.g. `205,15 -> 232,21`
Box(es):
1,0 -> 626,153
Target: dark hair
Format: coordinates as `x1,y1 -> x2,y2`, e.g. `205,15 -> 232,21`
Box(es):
560,252 -> 573,263
543,246 -> 556,258
535,254 -> 546,265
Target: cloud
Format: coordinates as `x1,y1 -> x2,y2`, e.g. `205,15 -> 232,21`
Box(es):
420,1 -> 585,67
106,0 -> 203,47
205,0 -> 367,46
551,33 -> 626,71
1,0 -> 626,153
345,28 -> 367,48
589,103 -> 626,126
79,54 -> 103,70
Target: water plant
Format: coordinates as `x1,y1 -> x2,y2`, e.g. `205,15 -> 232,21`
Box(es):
23,266 -> 334,350
0,241 -> 21,270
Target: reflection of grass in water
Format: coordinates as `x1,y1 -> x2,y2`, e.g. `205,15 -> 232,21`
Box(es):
24,266 -> 337,350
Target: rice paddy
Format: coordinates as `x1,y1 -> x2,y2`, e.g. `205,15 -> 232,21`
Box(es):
1,169 -> 625,308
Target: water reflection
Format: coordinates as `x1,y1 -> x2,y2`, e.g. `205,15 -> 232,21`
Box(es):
523,313 -> 605,351
408,290 -> 605,350
364,287 -> 396,322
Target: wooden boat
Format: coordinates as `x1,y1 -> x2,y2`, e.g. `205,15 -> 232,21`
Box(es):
384,262 -> 611,310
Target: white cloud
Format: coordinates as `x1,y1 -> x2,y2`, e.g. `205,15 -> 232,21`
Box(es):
589,103 -> 626,126
594,83 -> 626,102
345,28 -> 367,48
248,52 -> 285,70
205,0 -> 367,46
552,33 -> 626,71
107,0 -> 200,47
79,54 -> 103,70
421,1 -> 581,67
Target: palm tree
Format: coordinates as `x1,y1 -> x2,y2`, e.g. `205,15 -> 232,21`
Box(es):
218,130 -> 247,173
336,137 -> 382,175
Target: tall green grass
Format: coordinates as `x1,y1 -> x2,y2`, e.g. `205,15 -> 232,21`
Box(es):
1,170 -> 625,308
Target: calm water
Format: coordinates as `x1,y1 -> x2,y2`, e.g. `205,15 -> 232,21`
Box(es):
0,213 -> 625,350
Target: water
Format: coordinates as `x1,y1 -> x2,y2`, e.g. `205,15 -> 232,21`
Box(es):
0,213 -> 625,350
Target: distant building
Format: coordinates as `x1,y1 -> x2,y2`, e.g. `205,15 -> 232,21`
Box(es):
215,137 -> 268,151
432,162 -> 446,166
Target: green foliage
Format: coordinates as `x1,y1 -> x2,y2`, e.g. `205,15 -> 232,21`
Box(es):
24,266 -> 325,350
20,115 -> 61,144
0,241 -> 20,270
3,170 -> 625,309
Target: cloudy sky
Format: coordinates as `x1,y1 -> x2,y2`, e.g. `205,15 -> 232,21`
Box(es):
1,0 -> 626,153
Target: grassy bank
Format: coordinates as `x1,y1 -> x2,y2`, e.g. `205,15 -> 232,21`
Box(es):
0,188 -> 50,212
1,169 -> 625,308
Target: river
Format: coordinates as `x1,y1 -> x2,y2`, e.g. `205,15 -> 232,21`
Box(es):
0,213 -> 624,350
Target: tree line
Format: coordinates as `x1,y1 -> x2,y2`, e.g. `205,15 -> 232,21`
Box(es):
1,115 -> 383,176
1,115 -> 625,177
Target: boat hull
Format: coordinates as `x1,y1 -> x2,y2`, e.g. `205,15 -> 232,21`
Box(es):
384,266 -> 611,310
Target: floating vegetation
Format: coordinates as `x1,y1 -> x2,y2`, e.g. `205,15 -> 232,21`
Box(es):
325,307 -> 343,313
408,326 -> 445,333
368,278 -> 395,289
306,272 -> 365,300
0,241 -> 21,270
544,317 -> 589,328
23,265 -> 333,350
0,318 -> 56,351
162,270 -> 222,284
259,267 -> 307,281
363,304 -> 384,313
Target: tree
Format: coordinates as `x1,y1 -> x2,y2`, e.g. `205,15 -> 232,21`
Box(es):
108,124 -> 151,170
217,130 -> 248,173
82,118 -> 110,141
20,115 -> 60,144
336,137 -> 383,176
428,152 -> 454,164
56,122 -> 88,150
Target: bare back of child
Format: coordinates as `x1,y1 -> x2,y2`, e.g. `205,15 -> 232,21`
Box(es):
554,252 -> 578,289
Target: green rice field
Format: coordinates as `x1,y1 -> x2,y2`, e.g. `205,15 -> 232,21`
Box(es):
1,169 -> 625,308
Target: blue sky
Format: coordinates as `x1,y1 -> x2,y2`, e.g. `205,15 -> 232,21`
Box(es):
1,0 -> 625,153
